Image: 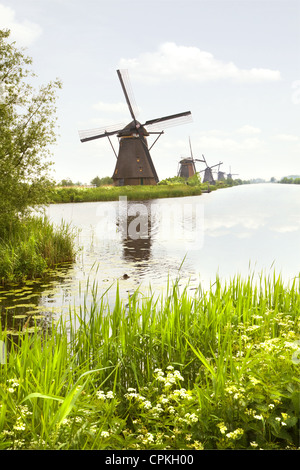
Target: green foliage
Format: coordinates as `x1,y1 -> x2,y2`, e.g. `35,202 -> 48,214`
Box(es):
0,273 -> 299,449
0,216 -> 75,284
59,178 -> 75,187
0,29 -> 61,232
49,184 -> 204,203
49,178 -> 250,203
90,176 -> 113,187
186,173 -> 201,186
158,176 -> 187,185
279,177 -> 300,185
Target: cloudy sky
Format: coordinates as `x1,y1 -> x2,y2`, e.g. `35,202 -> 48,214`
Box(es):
1,0 -> 299,183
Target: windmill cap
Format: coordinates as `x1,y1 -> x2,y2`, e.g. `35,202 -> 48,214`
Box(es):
179,157 -> 194,163
118,120 -> 149,137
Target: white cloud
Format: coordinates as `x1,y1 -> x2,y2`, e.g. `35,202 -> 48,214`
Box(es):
197,135 -> 241,151
92,101 -> 129,114
0,4 -> 42,47
274,133 -> 299,142
236,125 -> 261,135
194,132 -> 263,153
119,42 -> 281,83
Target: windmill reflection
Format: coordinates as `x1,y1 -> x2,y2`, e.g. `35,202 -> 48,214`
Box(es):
116,200 -> 153,263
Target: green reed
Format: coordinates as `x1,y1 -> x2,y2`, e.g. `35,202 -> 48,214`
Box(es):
0,273 -> 299,449
0,216 -> 76,284
49,184 -> 209,204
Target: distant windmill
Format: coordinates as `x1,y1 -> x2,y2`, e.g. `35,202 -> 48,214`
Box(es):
78,69 -> 192,186
177,137 -> 204,178
227,166 -> 239,180
199,155 -> 220,184
217,162 -> 225,181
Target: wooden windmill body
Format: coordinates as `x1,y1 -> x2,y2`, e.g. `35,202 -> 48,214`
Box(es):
79,70 -> 192,186
113,121 -> 156,185
199,155 -> 221,185
178,158 -> 197,178
227,167 -> 239,180
217,162 -> 225,181
177,138 -> 204,179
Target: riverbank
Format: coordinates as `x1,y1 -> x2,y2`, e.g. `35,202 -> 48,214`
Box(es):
0,273 -> 299,450
0,217 -> 76,285
48,182 -> 227,203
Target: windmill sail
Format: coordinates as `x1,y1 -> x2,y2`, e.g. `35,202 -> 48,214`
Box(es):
117,69 -> 140,121
144,111 -> 192,131
78,122 -> 126,142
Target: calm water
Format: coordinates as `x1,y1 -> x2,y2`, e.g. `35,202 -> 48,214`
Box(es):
1,183 -> 300,329
46,183 -> 300,300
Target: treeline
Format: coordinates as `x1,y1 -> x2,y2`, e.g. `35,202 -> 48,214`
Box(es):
158,175 -> 250,186
58,176 -> 113,187
58,174 -> 250,189
278,177 -> 300,184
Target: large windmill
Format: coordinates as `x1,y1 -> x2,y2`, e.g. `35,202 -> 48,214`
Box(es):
199,155 -> 220,184
177,137 -> 204,178
79,70 -> 192,186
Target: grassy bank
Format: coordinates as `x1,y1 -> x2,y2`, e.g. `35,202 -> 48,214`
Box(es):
0,273 -> 299,449
0,217 -> 75,285
49,183 -> 217,203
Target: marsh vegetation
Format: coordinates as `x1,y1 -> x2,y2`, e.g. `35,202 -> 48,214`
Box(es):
0,274 -> 299,450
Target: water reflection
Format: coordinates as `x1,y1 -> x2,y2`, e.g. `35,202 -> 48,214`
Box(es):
118,200 -> 153,263
2,183 -> 299,328
45,184 -> 300,295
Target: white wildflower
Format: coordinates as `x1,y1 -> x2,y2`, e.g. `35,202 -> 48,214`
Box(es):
254,414 -> 263,420
226,428 -> 244,440
96,390 -> 106,400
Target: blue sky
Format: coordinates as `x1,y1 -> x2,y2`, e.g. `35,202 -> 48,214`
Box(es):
1,0 -> 299,183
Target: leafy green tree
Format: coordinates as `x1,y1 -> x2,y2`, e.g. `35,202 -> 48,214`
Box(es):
91,176 -> 101,187
158,176 -> 186,185
91,176 -> 113,186
0,29 -> 62,234
187,173 -> 201,186
99,176 -> 113,186
59,178 -> 74,187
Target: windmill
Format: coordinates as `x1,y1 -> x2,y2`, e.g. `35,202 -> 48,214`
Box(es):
199,155 -> 220,184
217,162 -> 225,181
177,137 -> 204,178
227,166 -> 239,180
78,70 -> 192,186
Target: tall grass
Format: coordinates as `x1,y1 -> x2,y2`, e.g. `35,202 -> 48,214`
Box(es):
49,184 -> 209,203
0,216 -> 76,284
0,273 -> 299,449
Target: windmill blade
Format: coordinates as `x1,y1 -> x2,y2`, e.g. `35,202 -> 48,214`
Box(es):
189,136 -> 193,159
78,122 -> 126,143
201,154 -> 208,166
117,69 -> 139,122
143,111 -> 192,132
